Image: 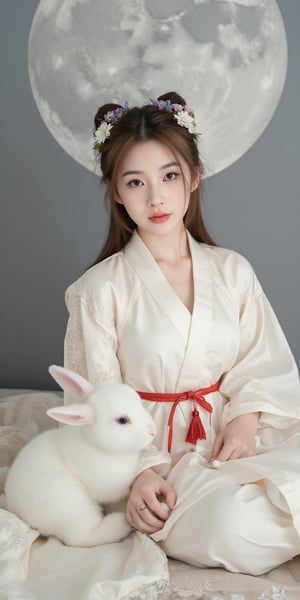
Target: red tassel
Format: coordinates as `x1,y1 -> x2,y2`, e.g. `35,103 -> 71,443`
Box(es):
185,409 -> 206,445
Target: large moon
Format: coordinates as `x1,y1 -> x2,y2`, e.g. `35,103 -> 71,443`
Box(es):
28,0 -> 287,177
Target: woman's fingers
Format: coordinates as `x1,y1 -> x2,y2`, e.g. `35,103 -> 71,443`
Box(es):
127,504 -> 165,533
126,468 -> 176,533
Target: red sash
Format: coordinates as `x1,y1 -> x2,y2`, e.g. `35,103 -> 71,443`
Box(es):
138,380 -> 221,452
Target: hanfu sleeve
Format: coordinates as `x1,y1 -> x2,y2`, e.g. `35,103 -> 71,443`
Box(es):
64,278 -> 171,475
220,262 -> 300,430
64,290 -> 122,396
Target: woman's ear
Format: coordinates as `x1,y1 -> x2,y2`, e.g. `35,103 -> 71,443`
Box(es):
114,193 -> 123,205
112,185 -> 123,205
191,167 -> 201,192
107,178 -> 123,204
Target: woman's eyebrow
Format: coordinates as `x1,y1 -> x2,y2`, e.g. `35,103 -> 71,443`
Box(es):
160,161 -> 180,170
121,162 -> 180,177
121,170 -> 143,177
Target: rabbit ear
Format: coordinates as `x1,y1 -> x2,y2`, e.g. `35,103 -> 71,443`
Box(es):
48,365 -> 94,400
47,403 -> 95,425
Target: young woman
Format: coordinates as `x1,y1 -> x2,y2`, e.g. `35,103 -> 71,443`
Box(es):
64,92 -> 300,575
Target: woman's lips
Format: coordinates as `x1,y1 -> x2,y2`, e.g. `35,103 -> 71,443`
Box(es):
149,213 -> 170,223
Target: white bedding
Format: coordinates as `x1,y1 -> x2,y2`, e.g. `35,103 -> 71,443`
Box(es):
1,389 -> 300,600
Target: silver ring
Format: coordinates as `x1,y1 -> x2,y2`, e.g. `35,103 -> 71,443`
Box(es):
136,503 -> 148,512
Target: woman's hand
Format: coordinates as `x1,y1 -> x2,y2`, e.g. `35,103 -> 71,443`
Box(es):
126,468 -> 176,534
211,412 -> 260,462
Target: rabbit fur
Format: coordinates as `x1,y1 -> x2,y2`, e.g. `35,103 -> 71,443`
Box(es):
5,365 -> 156,547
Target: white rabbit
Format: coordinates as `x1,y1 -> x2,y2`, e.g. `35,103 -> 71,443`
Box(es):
5,365 -> 156,547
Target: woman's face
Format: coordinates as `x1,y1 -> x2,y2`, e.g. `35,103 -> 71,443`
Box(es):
114,140 -> 198,240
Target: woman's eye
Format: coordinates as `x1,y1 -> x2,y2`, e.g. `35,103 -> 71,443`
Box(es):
164,172 -> 179,181
128,179 -> 143,187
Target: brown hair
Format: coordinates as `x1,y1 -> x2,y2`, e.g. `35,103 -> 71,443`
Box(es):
91,92 -> 215,266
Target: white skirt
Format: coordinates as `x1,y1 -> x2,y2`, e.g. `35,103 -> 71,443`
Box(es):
152,449 -> 300,575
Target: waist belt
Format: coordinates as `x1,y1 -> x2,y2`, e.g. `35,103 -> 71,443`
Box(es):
138,380 -> 221,453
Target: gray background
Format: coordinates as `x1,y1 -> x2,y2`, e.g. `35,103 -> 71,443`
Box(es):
1,0 -> 299,390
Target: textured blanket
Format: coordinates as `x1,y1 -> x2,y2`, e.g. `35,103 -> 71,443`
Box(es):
0,389 -> 300,600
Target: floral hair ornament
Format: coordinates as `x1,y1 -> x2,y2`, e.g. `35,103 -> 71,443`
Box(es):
149,98 -> 199,136
93,101 -> 129,152
93,97 -> 199,153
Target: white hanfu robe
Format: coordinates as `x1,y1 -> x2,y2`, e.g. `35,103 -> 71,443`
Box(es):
64,230 -> 300,577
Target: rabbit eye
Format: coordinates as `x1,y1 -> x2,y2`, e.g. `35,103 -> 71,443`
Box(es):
116,416 -> 130,425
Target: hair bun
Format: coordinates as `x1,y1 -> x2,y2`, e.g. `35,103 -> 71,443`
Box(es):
157,91 -> 187,106
94,103 -> 123,129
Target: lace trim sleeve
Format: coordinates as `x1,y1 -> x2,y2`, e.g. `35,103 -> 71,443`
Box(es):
64,293 -> 122,400
64,294 -> 88,378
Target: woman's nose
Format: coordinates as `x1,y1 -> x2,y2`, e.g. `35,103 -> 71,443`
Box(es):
147,185 -> 163,206
149,198 -> 163,207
